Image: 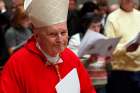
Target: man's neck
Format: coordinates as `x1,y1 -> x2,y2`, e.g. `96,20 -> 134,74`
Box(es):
36,43 -> 60,64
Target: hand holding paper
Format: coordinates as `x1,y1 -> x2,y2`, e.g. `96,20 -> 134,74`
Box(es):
126,43 -> 139,52
78,30 -> 121,57
125,32 -> 140,52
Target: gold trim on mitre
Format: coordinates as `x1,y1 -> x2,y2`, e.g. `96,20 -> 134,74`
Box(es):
26,0 -> 69,27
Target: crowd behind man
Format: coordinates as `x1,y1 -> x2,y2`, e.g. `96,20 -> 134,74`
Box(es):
0,0 -> 140,93
0,0 -> 32,67
0,0 -> 96,92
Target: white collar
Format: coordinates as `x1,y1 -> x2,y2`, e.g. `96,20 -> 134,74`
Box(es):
36,43 -> 63,64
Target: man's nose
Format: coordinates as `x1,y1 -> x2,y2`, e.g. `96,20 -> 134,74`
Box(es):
56,33 -> 63,41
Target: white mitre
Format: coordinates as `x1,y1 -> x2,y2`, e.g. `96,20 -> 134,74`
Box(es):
24,0 -> 69,27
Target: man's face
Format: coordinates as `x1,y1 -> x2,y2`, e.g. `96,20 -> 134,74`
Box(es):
119,0 -> 134,12
34,22 -> 68,56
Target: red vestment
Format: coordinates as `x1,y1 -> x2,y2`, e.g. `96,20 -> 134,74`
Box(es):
0,37 -> 96,93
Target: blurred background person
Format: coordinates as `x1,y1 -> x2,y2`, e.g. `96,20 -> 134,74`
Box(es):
97,2 -> 109,27
5,7 -> 32,54
78,1 -> 99,37
105,0 -> 140,93
79,1 -> 98,19
0,0 -> 11,28
0,0 -> 11,67
67,0 -> 81,39
11,0 -> 24,12
68,13 -> 102,55
81,14 -> 108,93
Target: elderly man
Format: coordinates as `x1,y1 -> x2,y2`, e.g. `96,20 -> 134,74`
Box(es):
0,0 -> 96,93
105,0 -> 140,93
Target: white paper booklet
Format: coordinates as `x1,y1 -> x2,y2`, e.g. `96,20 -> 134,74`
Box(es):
125,32 -> 140,48
78,30 -> 121,57
55,68 -> 80,93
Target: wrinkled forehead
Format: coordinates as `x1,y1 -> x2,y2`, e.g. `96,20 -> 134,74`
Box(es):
34,22 -> 68,33
47,22 -> 67,32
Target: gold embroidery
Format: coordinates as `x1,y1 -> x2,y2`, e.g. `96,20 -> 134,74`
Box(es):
54,64 -> 62,81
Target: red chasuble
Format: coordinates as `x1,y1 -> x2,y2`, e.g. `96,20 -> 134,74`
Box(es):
0,37 -> 96,93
